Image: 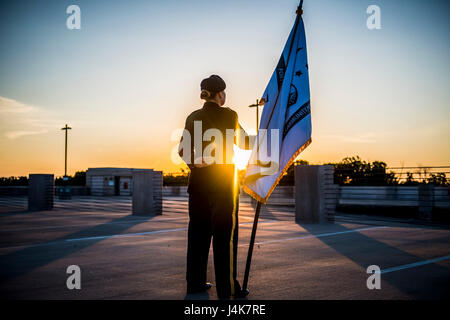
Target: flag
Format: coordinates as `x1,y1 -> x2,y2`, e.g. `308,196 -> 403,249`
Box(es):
243,11 -> 312,204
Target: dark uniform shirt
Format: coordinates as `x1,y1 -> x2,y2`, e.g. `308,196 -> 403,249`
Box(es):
180,102 -> 250,194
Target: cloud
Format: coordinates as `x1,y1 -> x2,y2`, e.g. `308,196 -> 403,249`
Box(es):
0,96 -> 37,114
5,129 -> 49,139
0,96 -> 60,140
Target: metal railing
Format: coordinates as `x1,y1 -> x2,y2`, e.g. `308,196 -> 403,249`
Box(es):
333,166 -> 449,186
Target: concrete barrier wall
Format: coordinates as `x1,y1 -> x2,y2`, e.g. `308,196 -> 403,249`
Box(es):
160,185 -> 449,209
28,174 -> 54,211
0,186 -> 28,196
55,186 -> 90,196
161,186 -> 295,205
338,186 -> 450,209
163,186 -> 188,197
1,186 -> 92,197
294,165 -> 337,223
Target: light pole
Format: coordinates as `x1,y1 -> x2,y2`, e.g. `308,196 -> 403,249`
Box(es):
248,98 -> 265,159
61,124 -> 72,179
248,98 -> 265,135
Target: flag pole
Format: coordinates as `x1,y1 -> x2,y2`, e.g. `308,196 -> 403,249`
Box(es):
242,201 -> 261,292
242,0 -> 304,295
243,98 -> 263,293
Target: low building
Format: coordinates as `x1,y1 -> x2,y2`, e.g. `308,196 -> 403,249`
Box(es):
85,167 -> 162,196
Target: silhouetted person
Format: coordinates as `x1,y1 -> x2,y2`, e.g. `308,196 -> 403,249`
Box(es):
179,75 -> 250,299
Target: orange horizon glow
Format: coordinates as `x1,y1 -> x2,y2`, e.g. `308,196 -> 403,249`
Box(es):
1,2 -> 449,177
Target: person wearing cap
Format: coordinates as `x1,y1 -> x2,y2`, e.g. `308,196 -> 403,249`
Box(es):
178,75 -> 251,299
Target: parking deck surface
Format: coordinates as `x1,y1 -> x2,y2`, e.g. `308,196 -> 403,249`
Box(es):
0,196 -> 449,300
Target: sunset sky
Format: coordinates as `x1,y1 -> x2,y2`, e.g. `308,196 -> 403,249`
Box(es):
0,0 -> 449,177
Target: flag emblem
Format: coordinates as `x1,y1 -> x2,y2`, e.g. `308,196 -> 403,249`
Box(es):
244,12 -> 312,204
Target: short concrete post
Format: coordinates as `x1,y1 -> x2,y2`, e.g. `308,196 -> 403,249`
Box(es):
295,165 -> 337,223
418,183 -> 434,221
152,171 -> 163,215
132,170 -> 162,216
28,174 -> 54,211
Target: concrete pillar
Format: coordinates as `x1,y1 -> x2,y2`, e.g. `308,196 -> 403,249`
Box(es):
418,183 -> 434,221
152,171 -> 163,215
132,170 -> 162,216
28,174 -> 54,211
295,165 -> 337,223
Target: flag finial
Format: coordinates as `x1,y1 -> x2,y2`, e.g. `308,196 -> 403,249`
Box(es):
296,0 -> 304,16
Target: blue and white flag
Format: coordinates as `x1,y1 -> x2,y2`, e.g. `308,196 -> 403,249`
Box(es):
244,11 -> 312,204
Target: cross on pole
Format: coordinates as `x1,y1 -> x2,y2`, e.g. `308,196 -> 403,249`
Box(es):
248,98 -> 265,136
61,124 -> 72,178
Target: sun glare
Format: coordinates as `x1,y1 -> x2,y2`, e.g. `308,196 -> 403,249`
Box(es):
233,145 -> 252,171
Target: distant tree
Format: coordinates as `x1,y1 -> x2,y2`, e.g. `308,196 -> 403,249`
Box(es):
55,171 -> 86,186
163,169 -> 189,186
327,156 -> 397,186
403,172 -> 418,186
0,176 -> 28,186
427,172 -> 448,186
278,160 -> 309,186
71,171 -> 86,185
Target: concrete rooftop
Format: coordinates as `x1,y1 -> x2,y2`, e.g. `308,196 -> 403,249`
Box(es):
0,196 -> 449,300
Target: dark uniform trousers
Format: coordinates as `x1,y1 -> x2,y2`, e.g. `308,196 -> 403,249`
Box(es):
186,191 -> 241,298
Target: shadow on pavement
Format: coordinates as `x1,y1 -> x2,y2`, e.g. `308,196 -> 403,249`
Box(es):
299,221 -> 450,299
0,213 -> 154,282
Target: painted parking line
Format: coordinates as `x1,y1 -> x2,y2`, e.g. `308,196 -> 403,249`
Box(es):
380,255 -> 450,274
65,219 -> 278,243
0,219 -> 280,250
252,226 -> 390,246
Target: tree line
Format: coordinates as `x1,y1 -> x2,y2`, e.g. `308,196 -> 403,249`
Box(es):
0,157 -> 447,187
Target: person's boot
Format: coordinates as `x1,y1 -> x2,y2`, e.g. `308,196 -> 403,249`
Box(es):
187,282 -> 213,294
233,288 -> 249,299
231,280 -> 249,299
